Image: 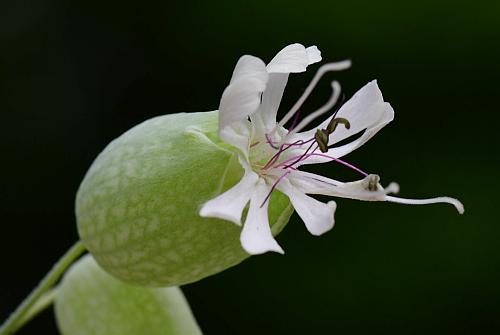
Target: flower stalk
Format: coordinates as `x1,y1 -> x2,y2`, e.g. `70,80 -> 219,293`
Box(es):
0,241 -> 85,335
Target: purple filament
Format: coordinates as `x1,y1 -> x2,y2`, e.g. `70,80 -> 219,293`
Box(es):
282,142 -> 316,169
276,152 -> 368,177
262,137 -> 315,170
288,109 -> 302,131
260,170 -> 291,208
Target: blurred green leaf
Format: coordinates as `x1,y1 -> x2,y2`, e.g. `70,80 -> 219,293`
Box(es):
54,254 -> 202,335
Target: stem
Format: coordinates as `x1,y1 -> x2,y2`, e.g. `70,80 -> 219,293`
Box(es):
15,288 -> 58,332
0,241 -> 85,335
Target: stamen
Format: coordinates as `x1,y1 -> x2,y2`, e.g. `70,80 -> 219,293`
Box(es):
304,175 -> 388,199
315,129 -> 329,153
312,154 -> 368,176
260,171 -> 291,208
286,81 -> 342,137
265,133 -> 280,149
363,174 -> 380,191
262,144 -> 288,170
385,196 -> 465,214
250,141 -> 260,148
275,152 -> 368,177
282,142 -> 317,169
314,117 -> 351,153
326,117 -> 350,134
262,138 -> 315,170
288,108 -> 301,131
277,61 -> 351,128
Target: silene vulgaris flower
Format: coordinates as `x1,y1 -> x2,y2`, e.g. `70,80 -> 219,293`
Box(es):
200,43 -> 464,255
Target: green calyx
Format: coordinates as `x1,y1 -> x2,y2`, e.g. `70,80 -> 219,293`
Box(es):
54,254 -> 202,335
76,111 -> 293,287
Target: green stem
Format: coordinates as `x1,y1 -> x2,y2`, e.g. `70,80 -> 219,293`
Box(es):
14,288 -> 59,332
0,241 -> 85,335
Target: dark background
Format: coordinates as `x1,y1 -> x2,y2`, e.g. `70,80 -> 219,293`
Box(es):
1,0 -> 499,334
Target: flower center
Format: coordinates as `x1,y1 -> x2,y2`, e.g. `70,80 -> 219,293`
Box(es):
246,61 -> 377,207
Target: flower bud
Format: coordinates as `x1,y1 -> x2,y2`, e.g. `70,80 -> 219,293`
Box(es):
54,254 -> 202,335
76,111 -> 292,286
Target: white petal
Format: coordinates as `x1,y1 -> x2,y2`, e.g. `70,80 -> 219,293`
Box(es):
284,170 -> 342,193
329,81 -> 394,157
306,46 -> 322,64
266,43 -> 322,73
230,55 -> 268,84
385,195 -> 464,214
287,171 -> 464,214
219,56 -> 269,132
241,179 -> 284,255
219,76 -> 268,131
255,45 -> 322,132
199,170 -> 259,225
219,120 -> 252,157
287,171 -> 388,201
258,72 -> 288,131
289,80 -> 394,164
278,178 -> 336,236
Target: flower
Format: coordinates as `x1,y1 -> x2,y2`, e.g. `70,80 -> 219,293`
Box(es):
200,43 -> 464,255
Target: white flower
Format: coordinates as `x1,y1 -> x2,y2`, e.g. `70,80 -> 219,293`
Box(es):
200,43 -> 464,255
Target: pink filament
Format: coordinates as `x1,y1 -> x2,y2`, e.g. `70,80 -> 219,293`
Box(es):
260,170 -> 291,208
282,142 -> 316,169
262,137 -> 315,170
309,153 -> 368,176
265,133 -> 280,149
275,152 -> 368,177
288,109 -> 302,131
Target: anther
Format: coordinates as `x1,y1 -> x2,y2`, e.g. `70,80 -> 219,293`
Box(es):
362,174 -> 380,192
314,117 -> 351,153
315,129 -> 329,153
326,117 -> 350,134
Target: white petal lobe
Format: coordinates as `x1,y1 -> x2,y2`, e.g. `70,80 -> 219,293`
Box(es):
267,43 -> 322,73
219,77 -> 268,130
219,55 -> 269,132
279,179 -> 336,236
385,196 -> 465,214
306,45 -> 322,64
328,80 -> 394,154
240,180 -> 284,255
289,171 -> 393,201
289,80 -> 395,164
258,73 -> 289,131
230,55 -> 268,84
200,171 -> 259,225
219,120 -> 252,157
